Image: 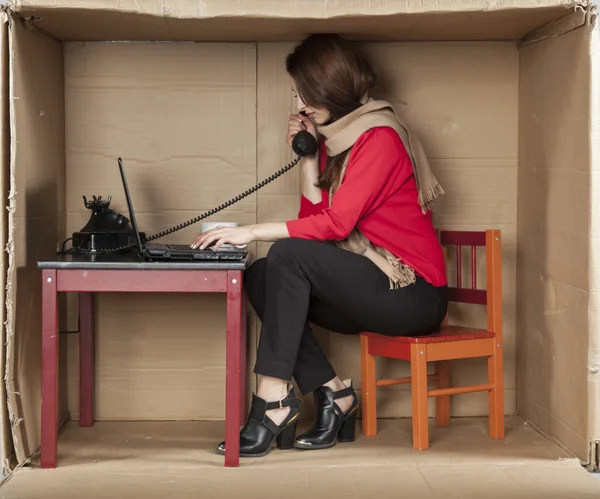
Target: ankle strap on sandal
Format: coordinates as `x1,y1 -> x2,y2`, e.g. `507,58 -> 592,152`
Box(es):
265,397 -> 302,411
333,385 -> 354,400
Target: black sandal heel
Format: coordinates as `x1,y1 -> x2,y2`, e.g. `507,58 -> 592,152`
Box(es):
337,405 -> 358,443
276,419 -> 298,450
215,385 -> 301,458
294,379 -> 358,450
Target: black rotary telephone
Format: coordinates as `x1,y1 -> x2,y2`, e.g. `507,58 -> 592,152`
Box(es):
62,130 -> 319,255
64,195 -> 146,253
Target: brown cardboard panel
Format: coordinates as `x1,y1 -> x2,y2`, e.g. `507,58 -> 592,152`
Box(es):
588,22 -> 600,444
29,417 -> 585,468
517,273 -> 589,455
0,12 -> 13,472
66,337 -> 257,421
64,41 -> 257,240
64,41 -> 256,420
10,1 -> 579,42
13,0 -> 580,15
3,418 -> 600,499
517,26 -> 591,459
256,42 -> 298,198
256,41 -> 518,417
62,278 -> 259,419
259,195 -> 303,224
6,16 -> 65,465
64,293 -> 254,420
362,42 -> 519,160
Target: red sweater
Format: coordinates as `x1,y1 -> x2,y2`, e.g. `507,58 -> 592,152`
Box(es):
285,127 -> 447,287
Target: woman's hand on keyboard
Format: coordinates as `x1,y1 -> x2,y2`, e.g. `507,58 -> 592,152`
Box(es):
191,225 -> 256,250
191,223 -> 291,250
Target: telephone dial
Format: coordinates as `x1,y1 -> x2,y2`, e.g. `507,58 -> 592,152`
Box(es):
61,129 -> 319,255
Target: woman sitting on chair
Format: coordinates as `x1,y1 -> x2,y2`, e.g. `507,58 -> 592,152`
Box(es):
191,33 -> 448,458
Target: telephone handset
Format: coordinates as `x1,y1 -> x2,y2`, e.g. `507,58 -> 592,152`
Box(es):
61,129 -> 319,255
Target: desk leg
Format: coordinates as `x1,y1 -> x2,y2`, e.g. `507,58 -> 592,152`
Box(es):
41,269 -> 58,468
79,292 -> 95,427
225,270 -> 243,467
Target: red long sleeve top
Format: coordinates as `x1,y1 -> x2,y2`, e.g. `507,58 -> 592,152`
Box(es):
285,126 -> 447,287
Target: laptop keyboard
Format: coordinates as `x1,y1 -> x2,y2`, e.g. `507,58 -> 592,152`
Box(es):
165,244 -> 203,251
160,244 -> 244,260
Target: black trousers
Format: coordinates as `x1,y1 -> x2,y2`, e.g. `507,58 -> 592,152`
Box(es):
245,238 -> 448,395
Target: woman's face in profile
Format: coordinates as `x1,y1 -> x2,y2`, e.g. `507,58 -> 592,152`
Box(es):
291,78 -> 331,126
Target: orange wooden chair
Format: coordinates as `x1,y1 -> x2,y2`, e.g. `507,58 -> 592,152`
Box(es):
360,229 -> 504,450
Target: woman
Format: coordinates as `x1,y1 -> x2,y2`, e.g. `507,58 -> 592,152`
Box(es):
191,34 -> 448,458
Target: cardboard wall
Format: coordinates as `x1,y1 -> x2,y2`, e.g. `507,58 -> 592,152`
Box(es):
6,18 -> 66,462
517,26 -> 591,459
63,41 -> 257,420
589,17 -> 600,447
63,40 -> 520,421
9,0 -> 577,43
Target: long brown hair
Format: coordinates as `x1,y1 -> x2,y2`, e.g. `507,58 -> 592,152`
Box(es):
285,34 -> 378,191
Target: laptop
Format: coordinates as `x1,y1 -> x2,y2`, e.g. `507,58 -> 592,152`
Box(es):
118,160 -> 247,262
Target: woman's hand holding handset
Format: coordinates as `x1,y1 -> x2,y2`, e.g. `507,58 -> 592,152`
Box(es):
288,113 -> 322,204
287,113 -> 317,149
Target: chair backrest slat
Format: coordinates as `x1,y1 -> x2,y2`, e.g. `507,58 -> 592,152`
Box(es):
438,229 -> 502,339
471,246 -> 477,289
440,230 -> 486,247
440,230 -> 487,305
456,245 -> 462,288
447,288 -> 487,305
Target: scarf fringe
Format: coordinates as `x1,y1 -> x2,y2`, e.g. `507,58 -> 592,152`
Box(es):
385,255 -> 417,290
418,183 -> 445,213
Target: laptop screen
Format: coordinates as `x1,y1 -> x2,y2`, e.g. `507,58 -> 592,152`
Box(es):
117,158 -> 146,254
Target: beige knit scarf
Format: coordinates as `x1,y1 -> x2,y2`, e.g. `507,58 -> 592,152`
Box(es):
317,98 -> 444,289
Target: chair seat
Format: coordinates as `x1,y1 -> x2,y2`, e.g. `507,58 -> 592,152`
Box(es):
362,325 -> 495,344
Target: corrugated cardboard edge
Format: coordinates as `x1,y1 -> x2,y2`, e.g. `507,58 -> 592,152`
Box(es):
519,3 -> 594,45
2,10 -> 66,467
3,12 -> 25,468
587,4 -> 600,458
8,0 -> 592,19
0,10 -> 13,477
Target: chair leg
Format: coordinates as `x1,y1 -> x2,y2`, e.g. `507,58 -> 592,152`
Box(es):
435,361 -> 451,427
360,335 -> 378,436
411,344 -> 429,450
488,342 -> 505,439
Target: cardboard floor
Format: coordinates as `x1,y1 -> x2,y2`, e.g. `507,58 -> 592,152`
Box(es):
0,417 -> 598,498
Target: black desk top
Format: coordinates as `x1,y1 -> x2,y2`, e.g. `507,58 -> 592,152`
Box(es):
37,251 -> 248,271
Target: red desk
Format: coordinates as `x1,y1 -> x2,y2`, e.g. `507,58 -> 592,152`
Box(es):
37,253 -> 248,468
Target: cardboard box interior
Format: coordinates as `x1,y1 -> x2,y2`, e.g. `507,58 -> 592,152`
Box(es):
517,24 -> 593,464
2,0 -> 597,469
